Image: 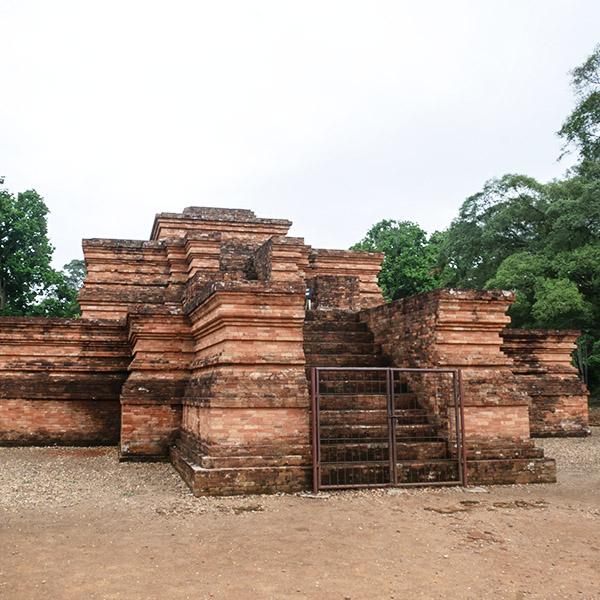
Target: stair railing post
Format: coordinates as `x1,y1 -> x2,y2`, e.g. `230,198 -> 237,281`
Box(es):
311,367 -> 320,494
387,368 -> 397,485
458,369 -> 468,486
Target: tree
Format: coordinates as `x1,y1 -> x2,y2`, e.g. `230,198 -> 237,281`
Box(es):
62,259 -> 86,291
441,171 -> 599,384
27,262 -> 84,318
439,174 -> 549,289
531,278 -> 592,329
351,220 -> 447,300
0,188 -> 84,317
0,189 -> 56,314
559,44 -> 600,165
485,251 -> 549,327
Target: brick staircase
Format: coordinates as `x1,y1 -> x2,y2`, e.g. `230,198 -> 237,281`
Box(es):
303,309 -> 387,370
304,310 -> 459,487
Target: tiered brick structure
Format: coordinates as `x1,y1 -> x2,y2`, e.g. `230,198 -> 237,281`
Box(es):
501,329 -> 590,437
0,206 -> 590,494
360,291 -> 556,484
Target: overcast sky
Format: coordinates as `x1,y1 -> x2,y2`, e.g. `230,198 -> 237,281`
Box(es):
1,1 -> 599,267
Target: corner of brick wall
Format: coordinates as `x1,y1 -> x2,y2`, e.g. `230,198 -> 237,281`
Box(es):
501,328 -> 590,437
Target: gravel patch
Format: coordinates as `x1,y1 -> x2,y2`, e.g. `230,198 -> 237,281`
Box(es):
1,428 -> 598,515
0,446 -> 278,516
536,426 -> 600,472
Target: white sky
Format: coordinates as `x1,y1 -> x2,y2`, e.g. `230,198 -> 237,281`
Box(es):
1,1 -> 599,267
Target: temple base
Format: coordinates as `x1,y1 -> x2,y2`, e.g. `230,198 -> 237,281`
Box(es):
170,446 -> 311,496
467,458 -> 556,485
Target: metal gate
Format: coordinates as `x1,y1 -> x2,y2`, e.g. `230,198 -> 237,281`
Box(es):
311,367 -> 467,492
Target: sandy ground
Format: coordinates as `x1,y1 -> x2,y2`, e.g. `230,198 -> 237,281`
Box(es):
1,432 -> 600,600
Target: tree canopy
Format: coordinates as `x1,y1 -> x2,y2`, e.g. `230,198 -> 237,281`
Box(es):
558,43 -> 600,165
0,189 -> 84,317
351,220 -> 447,300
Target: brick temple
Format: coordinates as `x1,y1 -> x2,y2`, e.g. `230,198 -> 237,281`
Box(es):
0,207 -> 590,495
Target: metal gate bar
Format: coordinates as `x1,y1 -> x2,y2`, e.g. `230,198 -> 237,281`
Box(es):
311,367 -> 467,492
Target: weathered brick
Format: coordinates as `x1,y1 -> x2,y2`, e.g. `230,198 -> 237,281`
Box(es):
502,329 -> 590,437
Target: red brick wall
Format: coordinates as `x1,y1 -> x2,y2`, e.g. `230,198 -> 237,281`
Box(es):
182,406 -> 308,452
172,248 -> 313,492
79,239 -> 171,320
461,405 -> 530,442
0,318 -> 129,445
150,207 -> 291,242
119,309 -> 193,459
501,329 -> 590,436
179,282 -> 310,469
0,400 -> 120,445
307,249 -> 384,309
306,275 -> 360,311
120,404 -> 182,458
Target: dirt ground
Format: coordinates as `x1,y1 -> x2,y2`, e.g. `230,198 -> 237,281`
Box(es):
1,432 -> 600,600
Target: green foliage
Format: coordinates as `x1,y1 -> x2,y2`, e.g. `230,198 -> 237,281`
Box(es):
531,278 -> 592,329
62,259 -> 86,291
558,44 -> 600,164
440,174 -> 549,289
485,252 -> 549,327
0,189 -> 83,317
0,189 -> 55,314
588,339 -> 600,372
441,169 -> 600,391
27,264 -> 83,318
544,173 -> 600,250
351,220 -> 447,300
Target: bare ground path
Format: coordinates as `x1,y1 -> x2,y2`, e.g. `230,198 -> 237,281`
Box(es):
1,431 -> 600,600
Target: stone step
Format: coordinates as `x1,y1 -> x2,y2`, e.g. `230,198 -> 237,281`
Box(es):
392,395 -> 423,410
318,393 -> 388,409
321,443 -> 389,463
304,310 -> 361,322
308,376 -> 389,395
318,459 -> 459,487
395,441 -> 448,460
393,409 -> 431,424
319,463 -> 391,487
304,341 -> 379,356
394,423 -> 439,440
464,443 -> 545,460
320,441 -> 448,462
199,454 -> 307,469
303,330 -> 374,344
319,409 -> 387,426
320,423 -> 390,441
306,354 -> 388,368
319,408 -> 430,426
317,393 -> 418,410
395,460 -> 459,484
303,320 -> 369,333
320,422 -> 437,441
